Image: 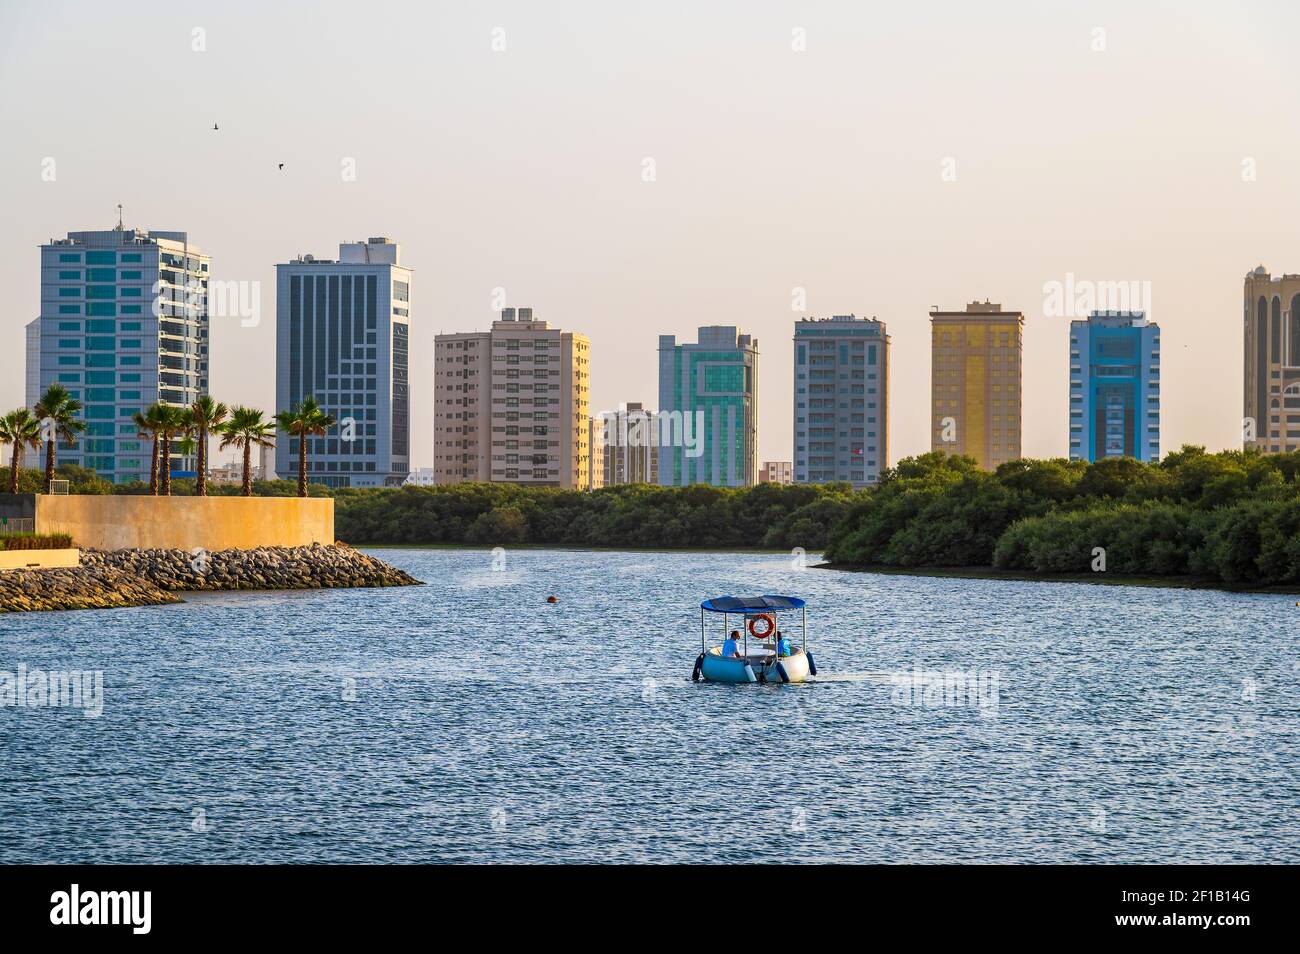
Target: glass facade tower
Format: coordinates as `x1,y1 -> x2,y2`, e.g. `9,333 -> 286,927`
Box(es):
1068,310 -> 1161,462
274,238 -> 411,488
34,227 -> 209,484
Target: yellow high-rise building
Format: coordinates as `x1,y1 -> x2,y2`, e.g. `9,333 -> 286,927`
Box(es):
930,301 -> 1024,469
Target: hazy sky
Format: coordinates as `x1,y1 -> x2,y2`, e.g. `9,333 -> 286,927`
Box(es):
3,0 -> 1299,468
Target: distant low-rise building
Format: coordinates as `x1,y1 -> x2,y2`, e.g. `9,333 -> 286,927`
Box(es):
403,467 -> 436,486
597,402 -> 659,486
760,461 -> 792,484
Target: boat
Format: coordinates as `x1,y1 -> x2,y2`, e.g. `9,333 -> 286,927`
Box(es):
691,594 -> 818,684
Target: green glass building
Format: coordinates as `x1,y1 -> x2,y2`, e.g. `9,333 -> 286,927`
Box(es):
657,326 -> 758,486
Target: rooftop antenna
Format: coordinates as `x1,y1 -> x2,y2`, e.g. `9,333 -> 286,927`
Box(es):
114,203 -> 124,231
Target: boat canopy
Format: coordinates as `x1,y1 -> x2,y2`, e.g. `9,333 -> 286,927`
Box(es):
700,595 -> 806,614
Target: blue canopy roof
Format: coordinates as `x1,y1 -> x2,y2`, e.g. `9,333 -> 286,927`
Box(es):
700,595 -> 806,614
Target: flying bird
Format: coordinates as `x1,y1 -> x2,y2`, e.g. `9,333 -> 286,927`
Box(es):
212,123 -> 219,131
278,163 -> 284,170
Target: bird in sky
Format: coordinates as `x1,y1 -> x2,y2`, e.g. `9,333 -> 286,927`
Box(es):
212,123 -> 219,131
278,163 -> 284,170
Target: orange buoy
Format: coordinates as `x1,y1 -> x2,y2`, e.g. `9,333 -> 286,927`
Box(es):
546,595 -> 558,604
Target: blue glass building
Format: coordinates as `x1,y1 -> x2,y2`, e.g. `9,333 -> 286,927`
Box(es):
274,238 -> 411,488
1068,311 -> 1161,462
33,227 -> 209,484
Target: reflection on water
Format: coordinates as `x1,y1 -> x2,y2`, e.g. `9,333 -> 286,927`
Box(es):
0,548 -> 1295,863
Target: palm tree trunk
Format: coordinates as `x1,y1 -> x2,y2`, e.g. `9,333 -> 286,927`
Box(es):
161,433 -> 172,496
196,424 -> 207,497
8,445 -> 20,495
44,438 -> 55,493
298,431 -> 307,498
242,442 -> 253,497
149,435 -> 159,495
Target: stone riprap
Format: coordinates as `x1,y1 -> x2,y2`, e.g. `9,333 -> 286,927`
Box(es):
1,544 -> 420,613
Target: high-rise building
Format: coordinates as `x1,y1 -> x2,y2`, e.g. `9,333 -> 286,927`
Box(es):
588,418 -> 605,490
658,326 -> 758,487
929,301 -> 1023,469
793,315 -> 888,487
434,307 -> 590,487
597,402 -> 659,486
1243,266 -> 1300,453
1069,310 -> 1161,462
34,227 -> 209,484
760,461 -> 793,484
25,318 -> 40,410
275,237 -> 411,488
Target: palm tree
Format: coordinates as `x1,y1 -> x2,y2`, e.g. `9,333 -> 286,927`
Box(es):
0,408 -> 43,494
132,404 -> 169,496
158,405 -> 191,496
276,396 -> 335,498
189,395 -> 228,497
219,407 -> 277,497
33,384 -> 85,493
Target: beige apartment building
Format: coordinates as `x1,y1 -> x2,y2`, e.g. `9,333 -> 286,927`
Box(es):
1243,266 -> 1300,453
930,301 -> 1024,469
434,307 -> 590,487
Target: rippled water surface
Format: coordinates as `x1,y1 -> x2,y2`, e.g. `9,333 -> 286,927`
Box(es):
1,548 -> 1296,863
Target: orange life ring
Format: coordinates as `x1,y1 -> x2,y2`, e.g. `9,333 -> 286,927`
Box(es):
747,613 -> 776,639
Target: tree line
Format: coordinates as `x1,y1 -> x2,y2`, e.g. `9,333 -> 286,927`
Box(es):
823,447 -> 1300,588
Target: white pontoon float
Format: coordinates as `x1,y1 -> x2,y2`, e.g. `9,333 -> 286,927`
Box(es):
691,595 -> 818,684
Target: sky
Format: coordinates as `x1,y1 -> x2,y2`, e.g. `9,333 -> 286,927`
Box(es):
3,0 -> 1299,468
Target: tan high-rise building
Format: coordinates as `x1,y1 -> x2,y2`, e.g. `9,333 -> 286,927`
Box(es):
1243,266 -> 1300,453
930,301 -> 1024,469
434,307 -> 590,487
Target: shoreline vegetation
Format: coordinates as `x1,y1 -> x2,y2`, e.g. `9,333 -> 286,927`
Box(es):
0,544 -> 420,613
6,443 -> 1300,594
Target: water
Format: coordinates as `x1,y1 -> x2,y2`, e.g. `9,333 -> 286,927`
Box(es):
1,548 -> 1296,864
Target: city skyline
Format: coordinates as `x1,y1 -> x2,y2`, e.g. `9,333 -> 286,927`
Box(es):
5,2 -> 1300,469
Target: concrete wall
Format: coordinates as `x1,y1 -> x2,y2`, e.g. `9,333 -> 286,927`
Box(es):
0,548 -> 80,570
34,496 -> 334,551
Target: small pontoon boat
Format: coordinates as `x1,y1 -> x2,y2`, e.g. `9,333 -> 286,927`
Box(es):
692,595 -> 818,684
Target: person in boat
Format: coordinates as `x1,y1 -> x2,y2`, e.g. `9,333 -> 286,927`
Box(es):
776,632 -> 793,657
722,630 -> 742,658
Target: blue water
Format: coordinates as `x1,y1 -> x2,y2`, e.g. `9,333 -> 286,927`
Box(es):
1,549 -> 1296,864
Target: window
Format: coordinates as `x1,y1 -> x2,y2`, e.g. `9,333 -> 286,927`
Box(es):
86,251 -> 115,265
59,287 -> 80,298
58,305 -> 80,315
59,253 -> 81,263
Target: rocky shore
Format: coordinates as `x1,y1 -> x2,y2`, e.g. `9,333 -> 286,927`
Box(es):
0,544 -> 421,613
